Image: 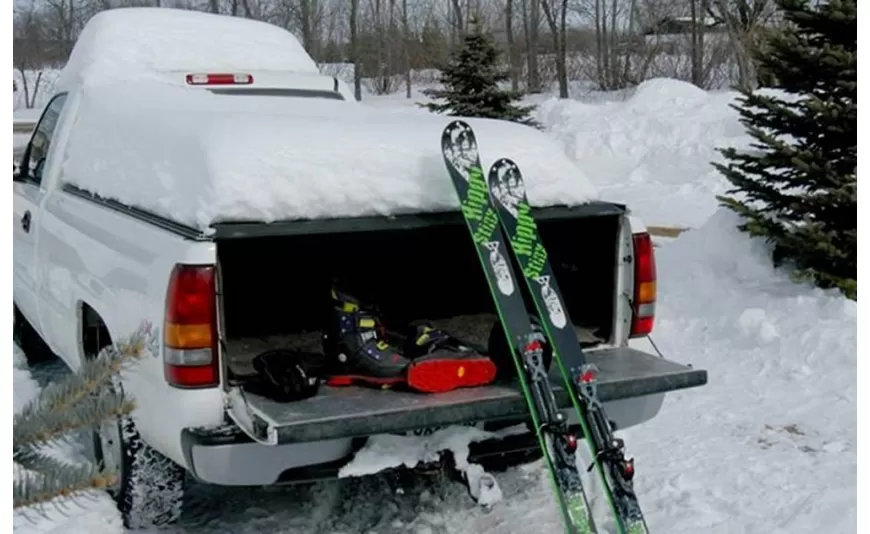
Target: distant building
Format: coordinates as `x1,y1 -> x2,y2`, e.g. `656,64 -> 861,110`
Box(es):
641,16 -> 726,53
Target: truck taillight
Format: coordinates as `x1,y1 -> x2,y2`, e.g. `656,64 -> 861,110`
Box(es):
630,232 -> 657,338
185,73 -> 253,85
164,264 -> 219,388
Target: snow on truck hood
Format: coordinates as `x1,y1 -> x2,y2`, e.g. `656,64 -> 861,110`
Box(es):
61,82 -> 598,231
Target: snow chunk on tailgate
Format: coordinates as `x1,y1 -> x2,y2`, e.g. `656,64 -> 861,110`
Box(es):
55,7 -> 319,91
62,83 -> 598,230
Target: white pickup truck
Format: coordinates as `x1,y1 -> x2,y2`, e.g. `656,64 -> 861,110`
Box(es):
12,7 -> 707,529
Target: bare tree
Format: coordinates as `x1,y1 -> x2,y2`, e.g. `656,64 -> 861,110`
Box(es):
522,0 -> 542,92
13,1 -> 46,109
541,0 -> 569,97
505,0 -> 520,91
450,0 -> 464,43
402,0 -> 412,98
707,0 -> 775,89
350,0 -> 362,100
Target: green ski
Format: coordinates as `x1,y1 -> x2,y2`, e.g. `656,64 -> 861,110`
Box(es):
441,120 -> 596,534
486,156 -> 650,534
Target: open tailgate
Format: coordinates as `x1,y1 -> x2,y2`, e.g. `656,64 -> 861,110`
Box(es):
226,347 -> 706,445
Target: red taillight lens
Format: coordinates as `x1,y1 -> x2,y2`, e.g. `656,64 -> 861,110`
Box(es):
630,232 -> 657,338
185,73 -> 253,85
164,264 -> 219,388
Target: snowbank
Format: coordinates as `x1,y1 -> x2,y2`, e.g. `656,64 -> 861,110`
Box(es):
62,82 -> 598,230
535,78 -> 750,228
13,345 -> 125,534
622,209 -> 856,533
55,8 -> 319,92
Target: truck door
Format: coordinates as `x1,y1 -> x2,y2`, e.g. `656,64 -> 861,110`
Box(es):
13,93 -> 68,332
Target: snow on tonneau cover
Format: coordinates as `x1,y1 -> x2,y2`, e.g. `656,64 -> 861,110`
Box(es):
54,8 -> 598,231
62,84 -> 598,230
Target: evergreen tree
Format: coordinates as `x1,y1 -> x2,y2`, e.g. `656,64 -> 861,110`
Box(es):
713,0 -> 856,299
421,18 -> 536,126
13,323 -> 156,513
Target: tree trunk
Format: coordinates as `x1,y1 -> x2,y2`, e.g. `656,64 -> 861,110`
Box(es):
690,0 -> 702,86
699,0 -> 706,85
558,0 -> 568,96
506,0 -> 519,91
525,0 -> 541,92
609,0 -> 618,86
402,0 -> 411,98
300,0 -> 314,58
594,0 -> 604,86
540,0 -> 568,98
350,0 -> 362,100
29,71 -> 43,109
16,68 -> 30,110
387,0 -> 397,92
451,0 -> 464,43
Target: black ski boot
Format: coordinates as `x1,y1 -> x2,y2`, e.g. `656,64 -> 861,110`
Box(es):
403,322 -> 497,393
322,287 -> 410,388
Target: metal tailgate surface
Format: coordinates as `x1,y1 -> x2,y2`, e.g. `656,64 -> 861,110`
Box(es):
235,347 -> 706,444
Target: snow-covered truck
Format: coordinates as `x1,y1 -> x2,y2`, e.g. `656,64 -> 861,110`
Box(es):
12,8 -> 707,528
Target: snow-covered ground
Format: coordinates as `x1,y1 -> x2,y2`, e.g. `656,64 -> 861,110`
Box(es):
364,78 -> 750,230
13,79 -> 856,533
13,346 -> 125,534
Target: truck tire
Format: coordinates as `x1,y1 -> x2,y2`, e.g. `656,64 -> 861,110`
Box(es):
94,400 -> 186,529
86,314 -> 186,528
13,304 -> 54,363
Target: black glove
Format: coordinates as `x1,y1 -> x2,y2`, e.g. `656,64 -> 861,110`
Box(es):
246,350 -> 324,402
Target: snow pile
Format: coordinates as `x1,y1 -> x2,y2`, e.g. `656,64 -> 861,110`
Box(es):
12,345 -> 125,534
339,424 -> 511,508
62,81 -> 598,229
622,209 -> 856,533
535,78 -> 750,228
13,344 -> 41,413
55,8 -> 319,92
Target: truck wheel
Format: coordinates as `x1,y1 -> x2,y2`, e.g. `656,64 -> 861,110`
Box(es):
13,304 -> 54,363
85,312 -> 186,529
93,412 -> 186,529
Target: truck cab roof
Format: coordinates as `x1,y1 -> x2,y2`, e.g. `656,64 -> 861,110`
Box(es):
54,7 -> 325,93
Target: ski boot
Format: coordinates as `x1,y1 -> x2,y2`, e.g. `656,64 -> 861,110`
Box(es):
403,322 -> 498,393
322,288 -> 409,388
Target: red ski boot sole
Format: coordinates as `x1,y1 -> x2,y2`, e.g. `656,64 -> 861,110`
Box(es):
406,357 -> 497,394
326,375 -> 405,389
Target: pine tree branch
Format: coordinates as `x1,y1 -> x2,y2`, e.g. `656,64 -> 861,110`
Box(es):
15,323 -> 156,423
14,393 -> 137,456
14,455 -> 117,512
13,322 -> 156,456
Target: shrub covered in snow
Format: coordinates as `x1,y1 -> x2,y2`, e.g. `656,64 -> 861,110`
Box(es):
713,0 -> 856,299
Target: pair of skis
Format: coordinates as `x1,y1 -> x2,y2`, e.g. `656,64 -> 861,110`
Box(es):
440,120 -> 649,534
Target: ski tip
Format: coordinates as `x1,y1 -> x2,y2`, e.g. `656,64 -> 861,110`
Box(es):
489,157 -> 520,173
441,120 -> 479,154
445,119 -> 471,130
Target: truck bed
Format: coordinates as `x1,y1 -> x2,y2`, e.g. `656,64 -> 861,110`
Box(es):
231,346 -> 706,444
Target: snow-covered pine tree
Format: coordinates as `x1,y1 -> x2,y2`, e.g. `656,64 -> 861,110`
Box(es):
421,17 -> 536,126
713,0 -> 856,299
13,323 -> 156,512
